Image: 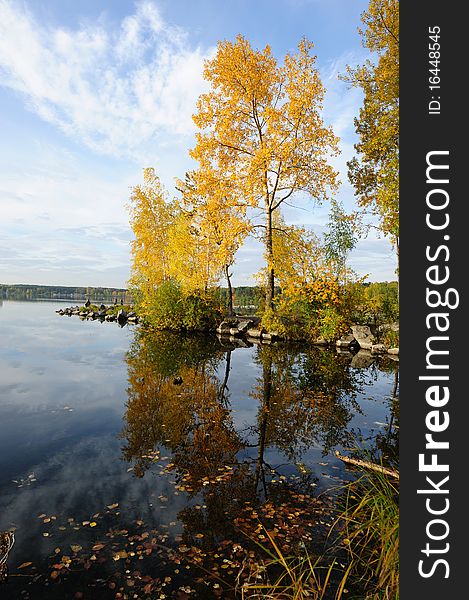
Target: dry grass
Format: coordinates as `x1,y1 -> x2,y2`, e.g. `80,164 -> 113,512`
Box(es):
337,471 -> 399,599
239,526 -> 351,600
239,468 -> 399,600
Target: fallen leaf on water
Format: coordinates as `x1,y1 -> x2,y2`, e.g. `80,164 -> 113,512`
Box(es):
50,570 -> 60,580
107,503 -> 119,510
17,562 -> 33,569
54,548 -> 61,554
92,543 -> 105,551
89,522 -> 97,527
42,533 -> 49,537
70,545 -> 82,553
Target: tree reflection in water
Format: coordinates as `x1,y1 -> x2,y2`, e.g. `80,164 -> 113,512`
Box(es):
119,330 -> 389,547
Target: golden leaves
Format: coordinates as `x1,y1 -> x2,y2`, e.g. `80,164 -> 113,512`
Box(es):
191,35 -> 339,302
129,34 -> 340,311
346,0 -> 399,243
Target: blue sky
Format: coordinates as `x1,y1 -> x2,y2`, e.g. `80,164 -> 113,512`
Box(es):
0,0 -> 396,288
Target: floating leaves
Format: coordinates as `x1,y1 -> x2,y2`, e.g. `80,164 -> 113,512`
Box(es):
12,473 -> 37,488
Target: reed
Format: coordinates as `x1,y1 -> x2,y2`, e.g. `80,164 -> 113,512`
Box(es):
240,526 -> 351,600
337,470 -> 399,599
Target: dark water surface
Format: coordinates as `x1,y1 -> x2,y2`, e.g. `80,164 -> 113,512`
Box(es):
0,300 -> 398,599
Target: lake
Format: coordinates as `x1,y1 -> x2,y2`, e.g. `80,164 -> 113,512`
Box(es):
0,299 -> 398,599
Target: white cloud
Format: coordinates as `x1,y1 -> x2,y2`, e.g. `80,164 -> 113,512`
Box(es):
0,0 -> 213,159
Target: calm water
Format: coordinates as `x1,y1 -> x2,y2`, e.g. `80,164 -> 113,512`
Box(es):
0,300 -> 398,599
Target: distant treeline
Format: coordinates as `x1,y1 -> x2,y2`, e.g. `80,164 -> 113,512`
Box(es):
219,285 -> 271,309
1,282 -> 398,318
0,283 -> 264,307
0,284 -> 130,302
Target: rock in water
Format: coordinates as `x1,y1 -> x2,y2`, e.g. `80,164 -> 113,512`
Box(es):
117,309 -> 127,324
351,325 -> 375,350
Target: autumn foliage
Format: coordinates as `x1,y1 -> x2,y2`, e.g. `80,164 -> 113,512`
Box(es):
191,35 -> 339,309
127,25 -> 397,335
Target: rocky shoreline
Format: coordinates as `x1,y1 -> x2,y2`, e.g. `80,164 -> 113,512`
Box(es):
215,316 -> 399,360
56,306 -> 398,360
56,304 -> 139,326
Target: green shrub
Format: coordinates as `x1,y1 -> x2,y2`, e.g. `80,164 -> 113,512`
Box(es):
316,306 -> 349,342
144,280 -> 186,329
261,294 -> 352,343
182,292 -> 223,331
354,282 -> 399,329
138,280 -> 223,331
381,328 -> 399,348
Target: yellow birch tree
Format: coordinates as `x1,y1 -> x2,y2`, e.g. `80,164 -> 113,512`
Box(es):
127,168 -> 176,313
176,167 -> 250,314
191,35 -> 339,311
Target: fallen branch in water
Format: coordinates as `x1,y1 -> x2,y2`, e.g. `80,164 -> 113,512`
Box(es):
0,531 -> 15,584
335,451 -> 399,480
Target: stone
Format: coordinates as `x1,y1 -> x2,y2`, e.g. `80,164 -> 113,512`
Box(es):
336,348 -> 352,356
237,320 -> 254,333
336,333 -> 356,348
378,321 -> 399,334
117,309 -> 127,323
216,321 -> 232,334
387,347 -> 399,355
371,343 -> 387,354
351,325 -> 375,350
311,337 -> 328,346
247,329 -> 262,338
